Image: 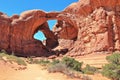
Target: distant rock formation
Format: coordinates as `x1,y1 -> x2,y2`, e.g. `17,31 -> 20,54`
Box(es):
0,0 -> 120,56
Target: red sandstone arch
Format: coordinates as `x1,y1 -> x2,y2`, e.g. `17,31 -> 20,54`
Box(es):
0,10 -> 78,56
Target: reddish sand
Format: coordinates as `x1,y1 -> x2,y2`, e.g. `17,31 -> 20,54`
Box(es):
76,53 -> 109,68
0,53 -> 110,80
0,61 -> 79,80
76,53 -> 110,80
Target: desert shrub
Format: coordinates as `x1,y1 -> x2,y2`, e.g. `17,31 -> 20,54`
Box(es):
0,52 -> 8,59
102,52 -> 120,80
32,59 -> 50,64
106,52 -> 120,65
82,64 -> 98,75
26,57 -> 34,64
48,62 -> 69,73
8,55 -> 27,66
0,50 -> 9,59
51,59 -> 60,65
26,57 -> 50,65
102,63 -> 120,80
0,52 -> 26,66
16,58 -> 26,66
48,57 -> 83,78
48,62 -> 82,78
62,57 -> 83,71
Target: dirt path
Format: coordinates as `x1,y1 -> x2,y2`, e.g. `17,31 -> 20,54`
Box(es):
0,63 -> 78,80
10,64 -> 73,80
0,53 -> 110,80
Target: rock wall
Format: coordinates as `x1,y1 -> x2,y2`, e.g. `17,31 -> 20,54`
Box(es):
54,0 -> 120,56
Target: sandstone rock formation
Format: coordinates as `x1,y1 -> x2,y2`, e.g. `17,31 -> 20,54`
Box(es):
0,10 -> 60,56
0,0 -> 120,57
54,0 -> 120,56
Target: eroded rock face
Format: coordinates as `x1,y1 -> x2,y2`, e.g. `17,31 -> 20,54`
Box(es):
0,10 -> 61,56
53,20 -> 78,40
54,0 -> 120,56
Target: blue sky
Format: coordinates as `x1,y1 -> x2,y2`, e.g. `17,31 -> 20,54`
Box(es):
0,0 -> 78,40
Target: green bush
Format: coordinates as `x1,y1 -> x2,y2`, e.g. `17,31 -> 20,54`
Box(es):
106,52 -> 120,65
48,62 -> 69,73
51,59 -> 60,65
102,63 -> 120,80
8,55 -> 27,66
47,57 -> 85,79
0,52 -> 26,66
26,57 -> 34,64
62,57 -> 83,71
102,52 -> 120,80
48,57 -> 83,73
82,64 -> 98,75
0,52 -> 7,59
48,62 -> 82,78
32,59 -> 50,65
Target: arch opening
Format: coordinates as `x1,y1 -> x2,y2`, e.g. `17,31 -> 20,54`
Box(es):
34,31 -> 46,41
33,20 -> 57,41
47,20 -> 57,30
33,20 -> 58,49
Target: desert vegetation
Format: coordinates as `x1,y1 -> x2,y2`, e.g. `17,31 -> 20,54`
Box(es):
1,49 -> 120,80
0,50 -> 26,66
28,52 -> 120,80
26,56 -> 92,79
47,57 -> 92,79
82,64 -> 98,75
101,52 -> 120,80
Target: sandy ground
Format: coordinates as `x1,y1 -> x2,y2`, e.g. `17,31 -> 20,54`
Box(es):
0,62 -> 79,80
0,53 -> 110,80
76,53 -> 110,68
76,53 -> 110,80
88,74 -> 109,80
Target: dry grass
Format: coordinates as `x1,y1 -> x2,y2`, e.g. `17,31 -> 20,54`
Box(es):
0,52 -> 26,66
